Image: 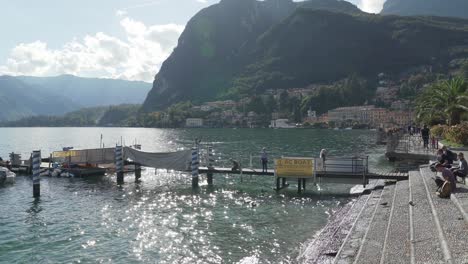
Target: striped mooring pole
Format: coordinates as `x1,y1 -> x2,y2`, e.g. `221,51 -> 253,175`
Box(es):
115,145 -> 124,184
207,145 -> 214,185
191,147 -> 199,188
32,150 -> 41,198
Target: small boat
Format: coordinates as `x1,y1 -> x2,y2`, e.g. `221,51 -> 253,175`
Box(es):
0,167 -> 16,185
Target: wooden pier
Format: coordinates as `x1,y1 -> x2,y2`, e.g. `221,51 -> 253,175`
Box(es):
198,166 -> 408,193
4,145 -> 410,197
199,167 -> 408,180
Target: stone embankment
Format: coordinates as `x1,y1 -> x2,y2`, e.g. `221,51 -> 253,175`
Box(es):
299,166 -> 468,264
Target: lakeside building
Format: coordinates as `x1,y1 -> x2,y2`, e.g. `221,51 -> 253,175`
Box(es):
270,119 -> 295,128
328,105 -> 376,124
185,118 -> 204,128
328,105 -> 414,128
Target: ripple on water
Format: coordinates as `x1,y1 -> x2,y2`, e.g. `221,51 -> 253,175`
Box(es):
0,128 -> 390,263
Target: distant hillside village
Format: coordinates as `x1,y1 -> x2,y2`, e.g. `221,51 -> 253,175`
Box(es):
184,103 -> 412,129
176,72 -> 417,129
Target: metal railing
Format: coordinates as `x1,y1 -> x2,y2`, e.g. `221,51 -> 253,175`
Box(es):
318,156 -> 369,174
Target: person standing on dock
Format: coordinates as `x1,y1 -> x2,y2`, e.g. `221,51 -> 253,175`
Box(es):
421,125 -> 430,149
261,148 -> 268,173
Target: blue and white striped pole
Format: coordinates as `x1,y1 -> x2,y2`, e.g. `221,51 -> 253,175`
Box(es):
191,147 -> 199,188
32,150 -> 41,198
207,145 -> 214,185
115,145 -> 124,184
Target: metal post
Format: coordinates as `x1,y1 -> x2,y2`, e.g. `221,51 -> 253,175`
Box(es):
276,177 -> 281,190
115,146 -> 124,184
282,177 -> 286,188
298,178 -> 302,193
302,178 -> 306,191
32,151 -> 41,198
191,147 -> 199,188
207,145 -> 214,185
313,158 -> 317,186
240,162 -> 243,183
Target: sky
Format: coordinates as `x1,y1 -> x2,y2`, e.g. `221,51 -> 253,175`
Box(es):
0,0 -> 386,82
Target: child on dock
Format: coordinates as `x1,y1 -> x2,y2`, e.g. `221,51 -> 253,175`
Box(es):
431,136 -> 437,149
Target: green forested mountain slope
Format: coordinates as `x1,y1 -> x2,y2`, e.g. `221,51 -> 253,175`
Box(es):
381,0 -> 468,19
142,0 -> 468,111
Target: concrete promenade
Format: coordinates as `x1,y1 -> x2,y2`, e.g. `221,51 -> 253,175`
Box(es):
299,166 -> 468,264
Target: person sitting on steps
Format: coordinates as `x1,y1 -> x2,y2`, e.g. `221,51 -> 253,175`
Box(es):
434,163 -> 456,195
451,153 -> 467,184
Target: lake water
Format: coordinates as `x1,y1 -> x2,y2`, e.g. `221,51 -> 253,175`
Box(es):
0,128 -> 391,263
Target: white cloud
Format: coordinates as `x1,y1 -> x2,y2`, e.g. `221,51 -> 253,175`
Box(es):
116,10 -> 127,17
358,0 -> 385,13
0,17 -> 184,82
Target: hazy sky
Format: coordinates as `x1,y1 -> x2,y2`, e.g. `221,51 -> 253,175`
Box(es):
0,0 -> 385,82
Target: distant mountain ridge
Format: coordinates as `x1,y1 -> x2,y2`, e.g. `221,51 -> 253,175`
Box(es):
17,75 -> 151,108
142,0 -> 364,111
142,0 -> 468,111
381,0 -> 468,19
0,75 -> 151,121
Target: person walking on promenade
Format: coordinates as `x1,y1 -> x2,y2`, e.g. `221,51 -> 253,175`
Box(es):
261,148 -> 268,173
421,125 -> 430,149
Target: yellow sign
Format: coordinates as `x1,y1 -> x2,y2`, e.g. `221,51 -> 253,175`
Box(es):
275,158 -> 314,178
52,150 -> 78,158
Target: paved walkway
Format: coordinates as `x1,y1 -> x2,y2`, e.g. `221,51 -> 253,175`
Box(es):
299,166 -> 468,264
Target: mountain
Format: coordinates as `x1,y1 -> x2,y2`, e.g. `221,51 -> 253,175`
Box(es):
17,75 -> 151,108
142,0 -> 468,111
0,76 -> 77,121
381,0 -> 468,19
142,0 -> 364,111
232,9 -> 468,93
0,75 -> 151,121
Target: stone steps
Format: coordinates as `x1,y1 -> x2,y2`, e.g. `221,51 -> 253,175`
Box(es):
408,170 -> 446,263
334,188 -> 384,264
381,180 -> 411,264
419,167 -> 468,262
353,183 -> 396,264
326,167 -> 468,264
298,180 -> 387,264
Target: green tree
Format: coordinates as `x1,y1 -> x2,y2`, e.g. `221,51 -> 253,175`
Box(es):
416,77 -> 468,125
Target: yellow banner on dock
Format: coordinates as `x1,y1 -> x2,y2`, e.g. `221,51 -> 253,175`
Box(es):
52,150 -> 78,158
275,158 -> 314,178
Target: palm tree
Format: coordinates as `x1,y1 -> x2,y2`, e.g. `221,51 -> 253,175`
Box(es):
416,77 -> 468,125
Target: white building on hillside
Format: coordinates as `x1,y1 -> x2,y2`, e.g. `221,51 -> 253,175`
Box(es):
185,118 -> 203,128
